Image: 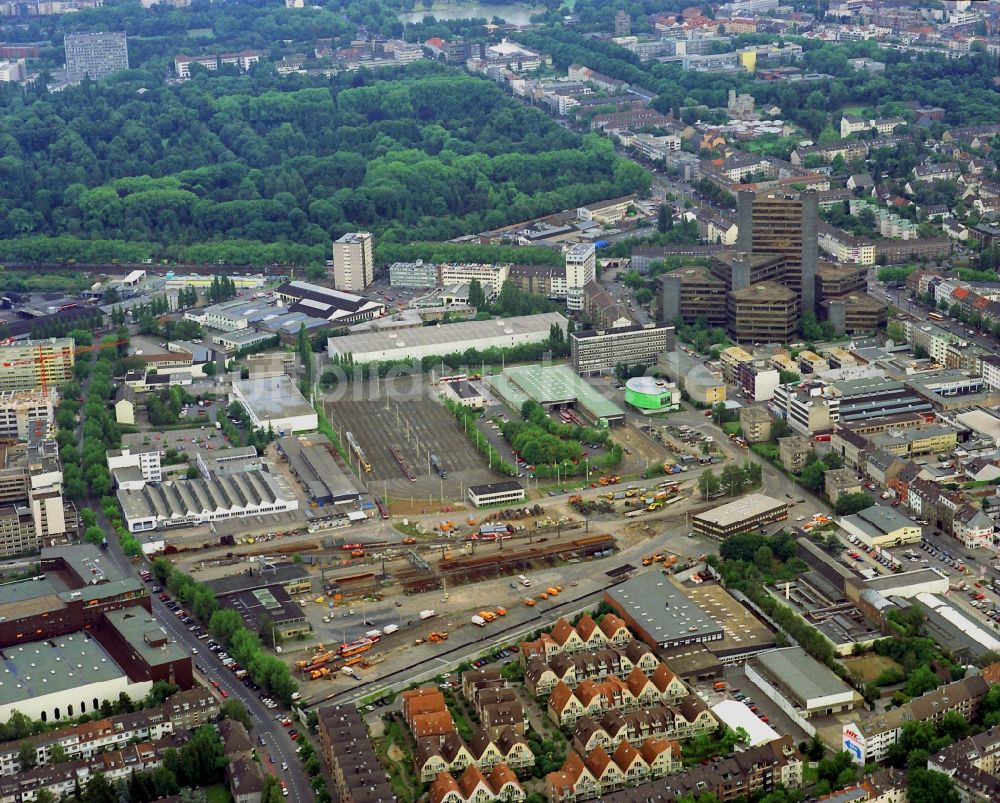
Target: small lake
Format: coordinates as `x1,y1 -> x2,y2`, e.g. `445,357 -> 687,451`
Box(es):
397,3 -> 542,26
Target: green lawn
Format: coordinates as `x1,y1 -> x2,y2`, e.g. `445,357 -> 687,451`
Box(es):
722,422 -> 742,436
204,784 -> 231,803
377,718 -> 424,803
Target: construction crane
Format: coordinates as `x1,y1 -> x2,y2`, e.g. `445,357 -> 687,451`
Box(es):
0,337 -> 127,396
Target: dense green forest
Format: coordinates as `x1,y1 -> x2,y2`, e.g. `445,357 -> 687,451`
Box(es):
0,62 -> 648,265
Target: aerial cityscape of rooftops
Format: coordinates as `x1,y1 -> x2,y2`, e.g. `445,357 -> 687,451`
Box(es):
1,0 -> 1000,802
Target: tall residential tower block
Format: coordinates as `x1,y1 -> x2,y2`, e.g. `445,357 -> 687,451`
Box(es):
332,232 -> 374,292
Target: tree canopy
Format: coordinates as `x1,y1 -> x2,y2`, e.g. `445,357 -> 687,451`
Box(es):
0,62 -> 648,265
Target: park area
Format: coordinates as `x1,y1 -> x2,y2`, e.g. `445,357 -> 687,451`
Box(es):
842,653 -> 905,683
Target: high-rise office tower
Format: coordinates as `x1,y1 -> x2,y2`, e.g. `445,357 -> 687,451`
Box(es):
64,31 -> 129,81
736,190 -> 818,314
332,232 -> 375,292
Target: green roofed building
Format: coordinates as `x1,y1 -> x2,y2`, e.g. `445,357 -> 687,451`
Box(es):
486,364 -> 626,426
624,376 -> 680,413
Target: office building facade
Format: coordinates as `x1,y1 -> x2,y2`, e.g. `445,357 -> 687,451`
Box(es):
331,231 -> 374,292
64,31 -> 129,81
736,190 -> 818,314
726,282 -> 799,344
570,323 -> 675,375
389,259 -> 437,288
658,267 -> 726,327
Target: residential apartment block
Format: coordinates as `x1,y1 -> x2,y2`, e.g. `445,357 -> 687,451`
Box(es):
415,728 -> 533,783
0,338 -> 75,393
928,725 -> 1000,802
0,689 -> 218,776
0,388 -> 55,441
0,439 -> 74,556
842,675 -> 990,764
64,31 -> 128,81
439,263 -> 511,299
331,231 -> 374,292
318,705 -> 395,803
545,739 -> 681,803
565,243 -> 596,311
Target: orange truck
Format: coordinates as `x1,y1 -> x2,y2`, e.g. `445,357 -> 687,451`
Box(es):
495,607 -> 507,616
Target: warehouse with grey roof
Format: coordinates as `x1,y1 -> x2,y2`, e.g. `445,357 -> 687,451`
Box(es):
116,470 -> 298,532
327,312 -> 569,363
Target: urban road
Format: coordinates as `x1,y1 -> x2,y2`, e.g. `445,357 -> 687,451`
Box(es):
98,535 -> 313,803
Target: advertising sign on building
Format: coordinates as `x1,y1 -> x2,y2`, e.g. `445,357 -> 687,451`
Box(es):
843,723 -> 866,764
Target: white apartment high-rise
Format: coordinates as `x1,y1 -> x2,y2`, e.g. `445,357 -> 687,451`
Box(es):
332,232 -> 374,292
64,31 -> 129,82
565,243 -> 596,311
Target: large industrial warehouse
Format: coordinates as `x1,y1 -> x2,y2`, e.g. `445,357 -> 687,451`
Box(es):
230,375 -> 318,434
326,312 -> 569,363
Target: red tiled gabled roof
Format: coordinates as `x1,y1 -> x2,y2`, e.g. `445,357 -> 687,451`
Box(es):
406,694 -> 448,718
550,617 -> 577,647
402,686 -> 443,701
411,712 -> 456,739
574,679 -> 602,707
458,764 -> 490,798
599,613 -> 628,639
548,680 -> 576,714
487,763 -> 520,794
981,661 -> 1000,685
575,613 -> 599,641
585,745 -> 614,778
640,737 -> 676,764
426,37 -> 445,47
625,666 -> 652,697
611,739 -> 642,772
545,769 -> 576,798
429,771 -> 462,803
561,751 -> 588,784
651,663 -> 679,692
